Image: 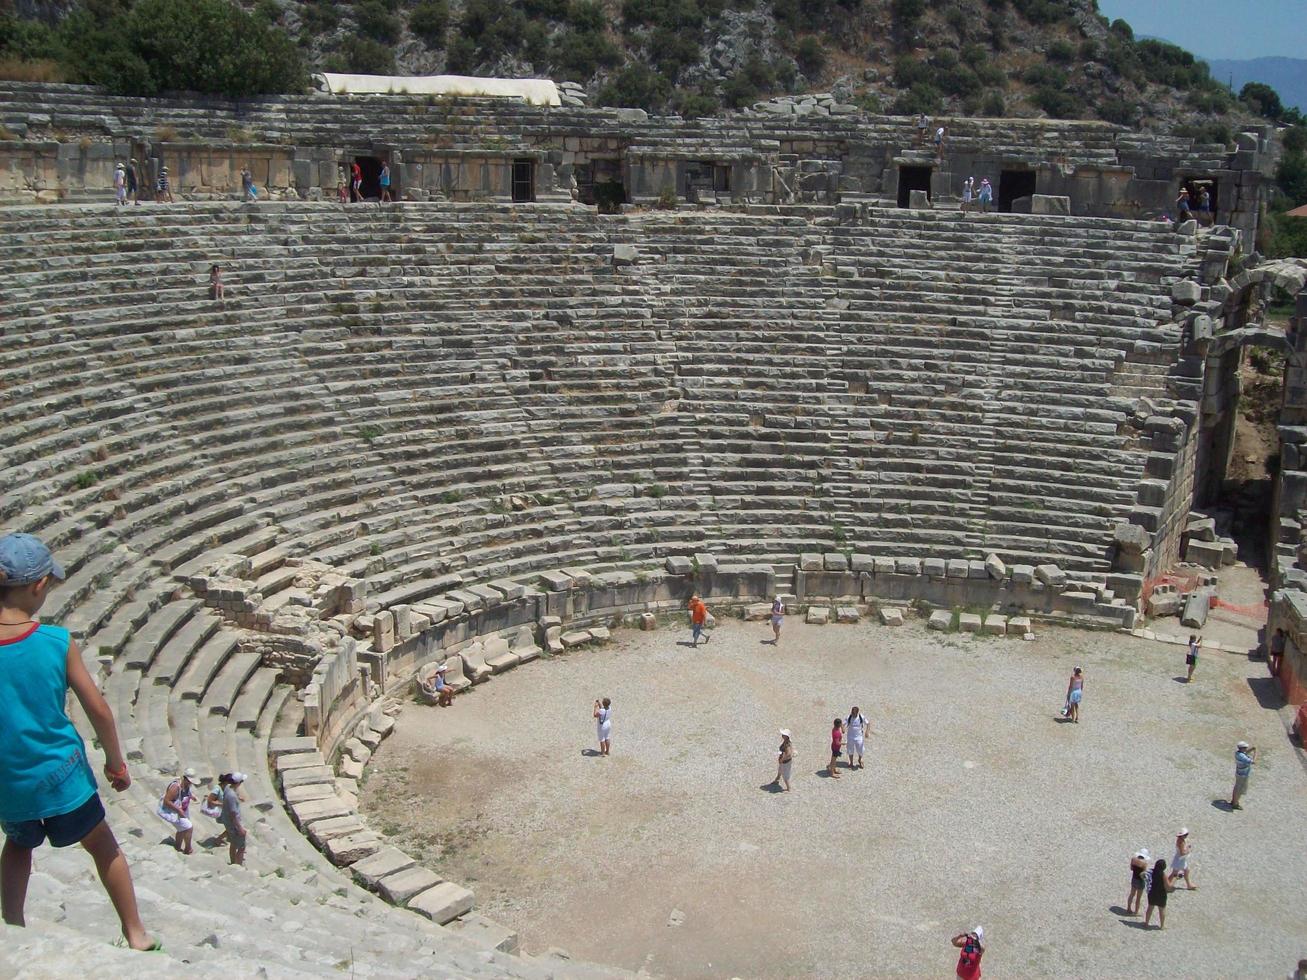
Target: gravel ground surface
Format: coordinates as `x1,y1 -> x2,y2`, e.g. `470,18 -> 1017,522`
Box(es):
360,617 -> 1307,979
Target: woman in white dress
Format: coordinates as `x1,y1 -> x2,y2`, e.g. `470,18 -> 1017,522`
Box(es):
593,697 -> 612,756
846,707 -> 868,769
1167,829 -> 1197,889
775,729 -> 795,791
770,596 -> 784,643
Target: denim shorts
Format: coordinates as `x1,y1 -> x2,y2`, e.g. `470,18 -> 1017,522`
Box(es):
2,793 -> 105,849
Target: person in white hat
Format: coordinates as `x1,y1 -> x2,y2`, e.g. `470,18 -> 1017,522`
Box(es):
1127,847 -> 1151,914
951,926 -> 985,979
774,730 -> 795,791
219,772 -> 248,865
1167,829 -> 1197,889
157,767 -> 199,854
113,163 -> 127,206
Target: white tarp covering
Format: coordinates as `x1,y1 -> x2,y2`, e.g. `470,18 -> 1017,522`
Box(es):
313,73 -> 561,106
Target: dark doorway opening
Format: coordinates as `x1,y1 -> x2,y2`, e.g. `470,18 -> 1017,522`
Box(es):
998,169 -> 1036,213
354,156 -> 383,201
578,158 -> 626,213
512,159 -> 536,203
1181,176 -> 1219,224
897,165 -> 932,207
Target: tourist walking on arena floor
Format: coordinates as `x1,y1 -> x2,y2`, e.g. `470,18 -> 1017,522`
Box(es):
1144,858 -> 1173,928
951,926 -> 984,979
157,768 -> 199,855
977,177 -> 992,213
114,163 -> 127,205
1269,627 -> 1287,676
1230,740 -> 1256,809
1126,848 -> 1151,915
846,707 -> 867,769
379,162 -> 393,203
1186,634 -> 1200,682
774,729 -> 795,791
1063,666 -> 1084,722
828,717 -> 845,779
0,532 -> 157,951
769,595 -> 784,643
1167,828 -> 1197,889
593,698 -> 612,756
688,595 -> 709,646
219,772 -> 248,865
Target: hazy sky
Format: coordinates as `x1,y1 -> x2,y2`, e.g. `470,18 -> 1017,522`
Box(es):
1096,0 -> 1305,60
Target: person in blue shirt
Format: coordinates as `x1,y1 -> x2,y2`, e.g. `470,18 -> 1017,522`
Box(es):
1231,740 -> 1257,810
0,533 -> 157,951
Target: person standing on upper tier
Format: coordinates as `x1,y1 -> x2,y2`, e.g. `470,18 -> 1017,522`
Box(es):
0,532 -> 157,951
113,163 -> 127,205
978,177 -> 992,212
379,162 -> 393,203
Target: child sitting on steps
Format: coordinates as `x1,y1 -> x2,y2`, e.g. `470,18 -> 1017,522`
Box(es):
0,532 -> 159,951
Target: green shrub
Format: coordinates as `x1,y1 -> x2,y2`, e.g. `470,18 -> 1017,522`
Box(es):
460,0 -> 528,63
1263,208 -> 1307,259
550,27 -> 621,80
1135,38 -> 1208,90
893,54 -> 932,88
960,42 -> 988,68
1011,0 -> 1066,25
1109,17 -> 1133,40
409,0 -> 450,47
891,0 -> 925,24
1277,151 -> 1307,206
1097,97 -> 1138,127
1186,87 -> 1231,115
355,0 -> 401,43
671,88 -> 720,118
721,51 -> 777,108
597,62 -> 669,109
1077,39 -> 1098,61
982,89 -> 1005,116
795,36 -> 824,77
1032,84 -> 1077,118
253,0 -> 281,23
1175,121 -> 1232,147
60,0 -> 306,97
1284,126 -> 1307,155
1047,39 -> 1073,63
1241,81 -> 1284,120
0,14 -> 62,60
891,81 -> 941,115
446,34 -> 477,72
567,0 -> 606,31
302,0 -> 340,32
335,36 -> 396,74
649,26 -> 700,80
522,0 -> 569,16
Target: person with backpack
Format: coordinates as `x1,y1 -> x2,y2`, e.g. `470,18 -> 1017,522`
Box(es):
845,706 -> 868,769
0,533 -> 158,950
1126,848 -> 1150,915
951,927 -> 984,979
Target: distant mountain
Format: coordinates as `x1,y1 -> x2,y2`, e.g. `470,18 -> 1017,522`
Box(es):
1203,57 -> 1307,113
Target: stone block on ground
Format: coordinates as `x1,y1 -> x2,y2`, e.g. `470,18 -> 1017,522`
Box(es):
446,913 -> 519,954
640,612 -> 656,630
1012,564 -> 1035,584
1180,589 -> 1211,628
378,866 -> 443,905
1008,616 -> 1033,637
1034,564 -> 1066,589
895,557 -> 922,575
982,615 -> 1007,636
985,554 -> 1006,580
351,847 -> 415,889
878,607 -> 904,626
408,881 -> 475,924
806,606 -> 830,625
1218,537 -> 1237,566
958,612 -> 982,633
1185,538 -> 1223,569
1186,516 -> 1217,542
927,609 -> 952,631
560,629 -> 592,648
744,602 -> 772,621
269,736 -> 318,757
835,605 -> 860,623
323,832 -> 383,865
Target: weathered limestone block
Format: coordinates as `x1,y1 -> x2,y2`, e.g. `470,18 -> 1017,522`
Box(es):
1149,588 -> 1183,617
958,612 -> 983,633
799,553 -> 823,571
878,606 -> 904,626
985,554 -> 1006,580
408,882 -> 475,924
324,832 -> 383,865
1180,589 -> 1211,628
373,611 -> 394,653
1219,537 -> 1238,566
338,756 -> 365,781
1186,517 -> 1217,542
1034,564 -> 1066,589
909,188 -> 930,209
560,629 -> 592,647
967,560 -> 988,579
379,866 -> 443,905
665,555 -> 693,575
895,557 -> 922,575
836,605 -> 860,623
692,553 -> 718,573
874,557 -> 897,575
1008,616 -> 1033,637
640,612 -> 656,630
744,602 -> 772,621
1171,280 -> 1201,303
849,554 -> 874,572
590,626 -> 611,642
1185,538 -> 1223,569
946,559 -> 969,579
982,615 -> 1007,636
351,847 -> 415,890
927,609 -> 951,631
806,606 -> 830,625
825,553 -> 849,571
1012,564 -> 1036,585
923,558 -> 947,579
392,604 -> 411,640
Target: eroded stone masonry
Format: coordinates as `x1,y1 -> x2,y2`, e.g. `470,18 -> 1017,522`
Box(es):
0,80 -> 1304,976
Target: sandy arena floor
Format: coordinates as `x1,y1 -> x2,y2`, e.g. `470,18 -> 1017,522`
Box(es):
360,617 -> 1307,979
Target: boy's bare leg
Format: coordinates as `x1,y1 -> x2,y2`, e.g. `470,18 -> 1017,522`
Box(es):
1,839 -> 33,927
80,822 -> 152,949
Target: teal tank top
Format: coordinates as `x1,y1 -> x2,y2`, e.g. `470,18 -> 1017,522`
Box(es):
0,624 -> 98,823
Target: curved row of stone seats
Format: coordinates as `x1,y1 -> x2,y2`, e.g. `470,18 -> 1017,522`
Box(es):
0,202 -> 1197,590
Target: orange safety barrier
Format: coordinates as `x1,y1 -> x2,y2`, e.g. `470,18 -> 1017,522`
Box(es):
1209,596 -> 1269,622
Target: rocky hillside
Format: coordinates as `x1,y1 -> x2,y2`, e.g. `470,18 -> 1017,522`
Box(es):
0,0 -> 1273,135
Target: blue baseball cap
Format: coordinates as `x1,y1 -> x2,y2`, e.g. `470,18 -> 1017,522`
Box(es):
0,533 -> 65,586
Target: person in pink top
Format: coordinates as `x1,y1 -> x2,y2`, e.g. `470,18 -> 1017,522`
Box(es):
827,717 -> 844,779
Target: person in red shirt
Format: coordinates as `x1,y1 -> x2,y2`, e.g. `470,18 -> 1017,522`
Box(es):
350,161 -> 363,202
827,717 -> 844,779
952,927 -> 984,979
688,595 -> 709,646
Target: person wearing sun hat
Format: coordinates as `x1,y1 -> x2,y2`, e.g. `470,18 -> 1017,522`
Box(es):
1127,847 -> 1151,914
1167,828 -> 1197,889
1231,740 -> 1257,809
951,925 -> 985,979
0,532 -> 158,950
158,767 -> 200,854
219,772 -> 248,865
774,730 -> 795,791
